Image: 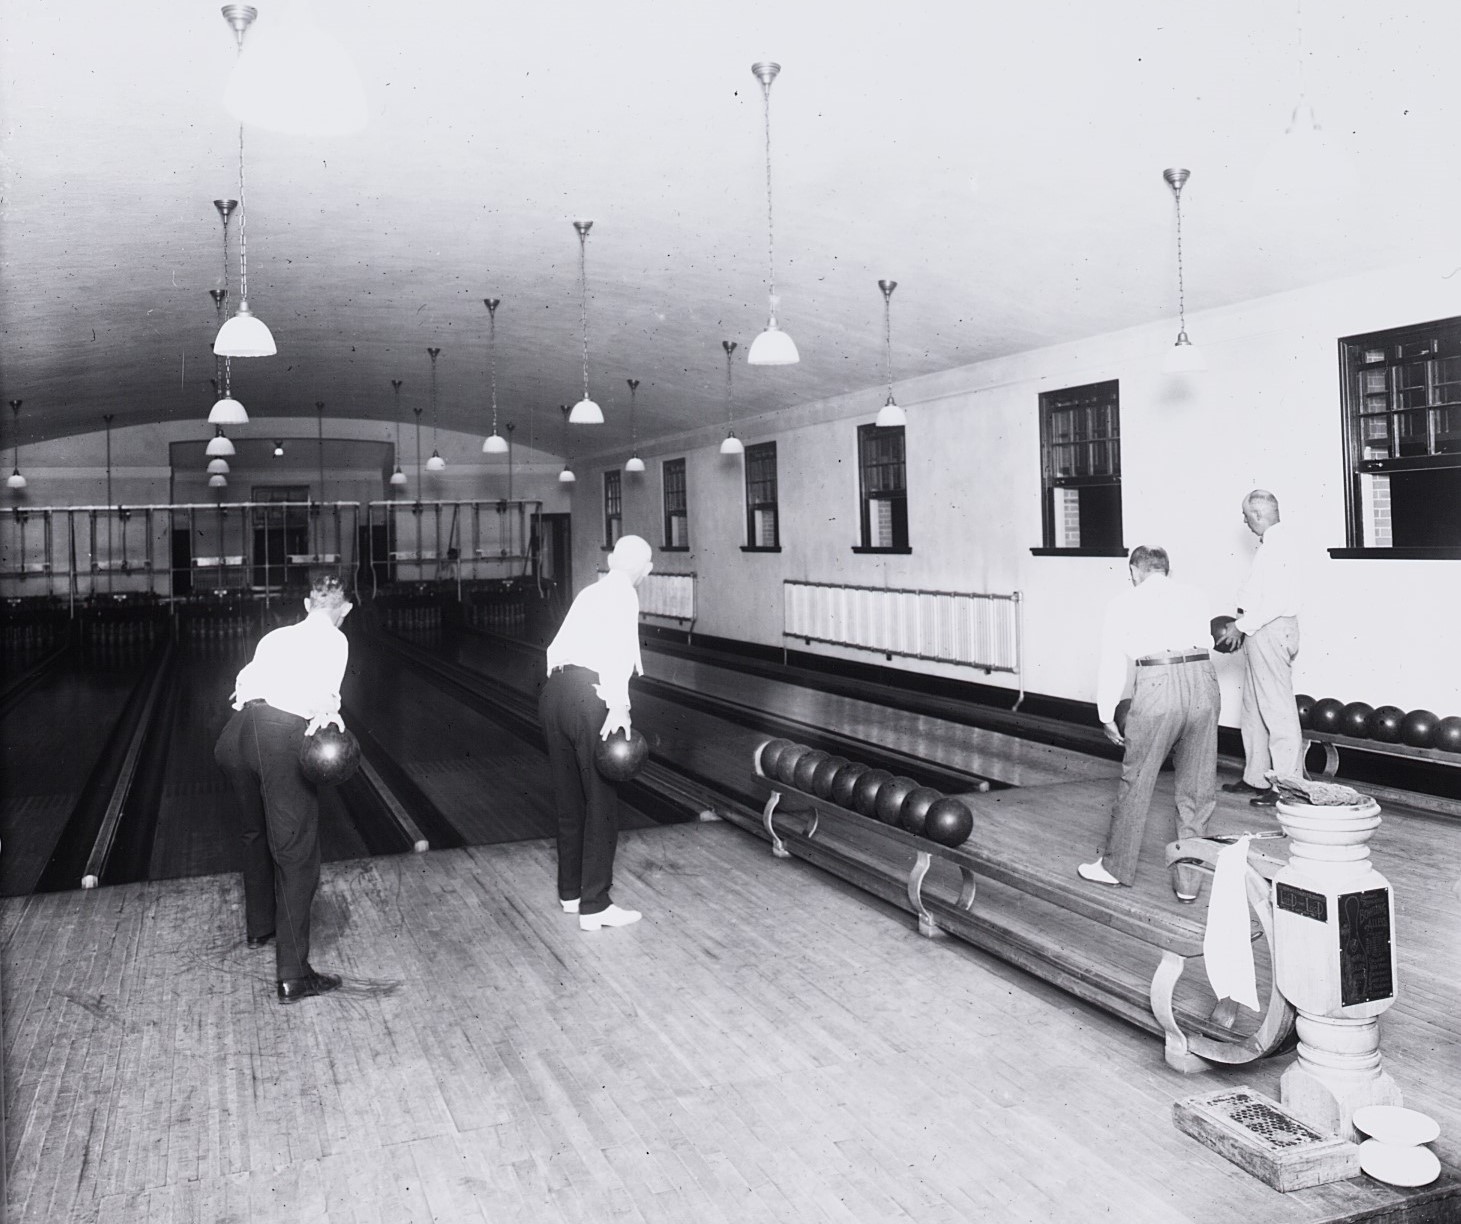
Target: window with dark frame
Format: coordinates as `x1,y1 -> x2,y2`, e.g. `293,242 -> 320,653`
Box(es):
603,469 -> 622,548
662,457 -> 688,550
1339,316 -> 1461,555
856,424 -> 908,551
744,441 -> 779,549
1036,380 -> 1123,554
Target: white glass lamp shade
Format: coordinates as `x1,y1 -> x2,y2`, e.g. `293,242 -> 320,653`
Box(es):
426,451 -> 446,471
747,321 -> 800,366
719,432 -> 744,456
206,431 -> 237,458
482,431 -> 509,454
568,397 -> 604,424
389,467 -> 408,487
625,455 -> 646,473
1162,332 -> 1208,373
207,457 -> 231,475
224,7 -> 368,137
558,467 -> 576,484
208,473 -> 228,489
273,441 -> 285,457
7,469 -> 26,490
214,303 -> 277,358
876,398 -> 907,428
208,394 -> 250,425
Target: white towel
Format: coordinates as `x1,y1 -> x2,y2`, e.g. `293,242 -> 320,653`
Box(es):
1203,835 -> 1260,1011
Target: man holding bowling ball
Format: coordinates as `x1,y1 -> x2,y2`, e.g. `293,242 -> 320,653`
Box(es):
1078,546 -> 1219,901
214,570 -> 353,1003
540,534 -> 654,931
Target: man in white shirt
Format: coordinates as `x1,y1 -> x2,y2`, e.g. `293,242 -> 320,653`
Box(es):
1213,489 -> 1303,806
540,534 -> 653,931
1079,546 -> 1219,901
214,571 -> 352,1003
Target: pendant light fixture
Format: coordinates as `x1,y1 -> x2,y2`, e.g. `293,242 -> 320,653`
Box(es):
625,378 -> 645,472
1161,168 -> 1206,373
209,473 -> 228,490
207,457 -> 231,475
7,400 -> 25,490
558,404 -> 577,483
719,341 -> 744,455
389,378 -> 408,488
747,61 -> 799,366
273,440 -> 285,457
413,403 -> 425,491
208,199 -> 250,423
481,298 -> 509,454
875,279 -> 907,427
568,221 -> 604,423
215,5 -> 278,358
425,346 -> 446,471
206,426 -> 236,458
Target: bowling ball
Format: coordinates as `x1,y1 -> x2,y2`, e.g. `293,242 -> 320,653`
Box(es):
758,738 -> 794,778
1400,709 -> 1439,749
594,728 -> 650,782
1433,715 -> 1461,754
923,797 -> 974,847
900,787 -> 942,836
776,743 -> 812,787
1340,701 -> 1374,739
1209,615 -> 1241,654
1369,706 -> 1405,743
1114,698 -> 1132,736
875,776 -> 920,825
1295,694 -> 1315,729
793,750 -> 831,794
852,769 -> 895,819
1309,698 -> 1345,735
299,726 -> 362,786
830,761 -> 870,809
811,754 -> 850,799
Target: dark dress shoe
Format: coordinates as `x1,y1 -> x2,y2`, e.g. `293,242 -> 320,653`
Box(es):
277,967 -> 343,1004
1222,780 -> 1267,795
1249,790 -> 1280,807
246,932 -> 275,948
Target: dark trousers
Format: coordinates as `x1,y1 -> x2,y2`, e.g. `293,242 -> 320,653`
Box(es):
1098,658 -> 1219,894
538,667 -> 619,915
214,703 -> 322,980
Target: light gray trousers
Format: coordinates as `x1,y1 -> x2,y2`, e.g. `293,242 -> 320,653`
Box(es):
1239,615 -> 1304,788
1099,657 -> 1219,893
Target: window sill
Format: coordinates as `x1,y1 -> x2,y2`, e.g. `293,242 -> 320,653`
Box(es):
740,545 -> 782,553
660,546 -> 690,553
1029,547 -> 1129,557
851,546 -> 912,555
1327,546 -> 1461,560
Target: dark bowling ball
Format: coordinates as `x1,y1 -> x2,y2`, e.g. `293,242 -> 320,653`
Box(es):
1114,698 -> 1132,736
830,761 -> 870,809
758,738 -> 794,778
1340,701 -> 1374,739
811,754 -> 850,799
1210,614 -> 1241,654
1295,694 -> 1316,730
900,786 -> 942,836
594,728 -> 651,782
1433,715 -> 1461,754
923,796 -> 974,847
793,750 -> 831,794
852,769 -> 895,819
1309,698 -> 1346,734
875,776 -> 920,826
776,743 -> 812,787
299,726 -> 362,786
1400,709 -> 1440,749
1369,705 -> 1405,743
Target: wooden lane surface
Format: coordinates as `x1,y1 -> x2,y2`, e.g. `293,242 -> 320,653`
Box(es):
1,822 -> 1450,1223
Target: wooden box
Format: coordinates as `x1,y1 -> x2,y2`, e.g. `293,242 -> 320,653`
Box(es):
1173,1087 -> 1360,1192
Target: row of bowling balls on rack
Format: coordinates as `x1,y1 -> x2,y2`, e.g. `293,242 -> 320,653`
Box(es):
757,738 -> 974,847
1297,695 -> 1461,753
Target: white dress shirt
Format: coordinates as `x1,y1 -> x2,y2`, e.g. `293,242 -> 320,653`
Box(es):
1234,519 -> 1302,636
1094,573 -> 1212,722
232,610 -> 349,721
545,569 -> 644,713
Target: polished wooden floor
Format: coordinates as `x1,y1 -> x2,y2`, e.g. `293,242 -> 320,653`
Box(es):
3,815 -> 1455,1223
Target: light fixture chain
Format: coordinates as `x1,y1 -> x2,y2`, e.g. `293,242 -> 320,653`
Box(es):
429,346 -> 440,447
762,80 -> 776,303
488,306 -> 499,431
885,296 -> 894,400
1174,189 -> 1187,334
237,123 -> 249,302
579,232 -> 591,399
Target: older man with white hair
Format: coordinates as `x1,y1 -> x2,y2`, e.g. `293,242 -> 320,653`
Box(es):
539,534 -> 654,930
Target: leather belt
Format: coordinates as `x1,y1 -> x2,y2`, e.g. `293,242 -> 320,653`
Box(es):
1136,650 -> 1209,667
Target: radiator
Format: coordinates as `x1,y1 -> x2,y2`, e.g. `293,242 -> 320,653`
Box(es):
783,580 -> 1021,674
638,571 -> 695,622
